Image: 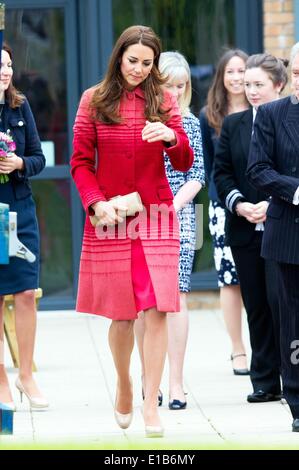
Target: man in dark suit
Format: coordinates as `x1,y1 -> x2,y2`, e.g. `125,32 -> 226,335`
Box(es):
247,42 -> 299,433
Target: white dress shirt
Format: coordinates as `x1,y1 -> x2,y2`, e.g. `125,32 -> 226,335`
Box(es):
293,187 -> 299,205
252,108 -> 264,231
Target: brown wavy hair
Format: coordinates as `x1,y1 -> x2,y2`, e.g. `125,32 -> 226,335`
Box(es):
206,49 -> 248,135
90,25 -> 169,124
2,42 -> 25,108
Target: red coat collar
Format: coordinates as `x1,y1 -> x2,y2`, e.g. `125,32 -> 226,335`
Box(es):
123,86 -> 145,100
134,86 -> 145,100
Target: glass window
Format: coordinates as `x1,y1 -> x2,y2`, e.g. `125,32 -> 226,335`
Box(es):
112,0 -> 234,114
32,179 -> 73,298
112,0 -> 235,275
5,8 -> 68,167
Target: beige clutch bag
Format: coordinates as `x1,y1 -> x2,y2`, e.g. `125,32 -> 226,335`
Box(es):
89,191 -> 143,227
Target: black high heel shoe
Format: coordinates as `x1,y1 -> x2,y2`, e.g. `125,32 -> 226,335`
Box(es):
168,399 -> 187,410
142,387 -> 163,407
158,389 -> 163,407
230,353 -> 250,376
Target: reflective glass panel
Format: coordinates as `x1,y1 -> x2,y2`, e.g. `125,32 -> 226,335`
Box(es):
32,179 -> 73,298
5,8 -> 68,166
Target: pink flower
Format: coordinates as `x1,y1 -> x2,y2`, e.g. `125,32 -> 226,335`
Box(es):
0,131 -> 16,184
0,132 -> 10,143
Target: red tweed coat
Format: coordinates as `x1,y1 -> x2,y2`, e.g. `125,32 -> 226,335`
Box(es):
71,86 -> 194,320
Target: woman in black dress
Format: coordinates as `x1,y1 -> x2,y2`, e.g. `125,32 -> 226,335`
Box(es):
0,43 -> 48,410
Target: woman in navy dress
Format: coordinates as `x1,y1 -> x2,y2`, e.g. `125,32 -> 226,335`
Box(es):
0,44 -> 48,410
135,51 -> 205,409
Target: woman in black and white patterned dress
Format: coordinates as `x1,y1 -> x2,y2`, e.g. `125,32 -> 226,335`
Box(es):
135,51 -> 205,409
200,50 -> 250,374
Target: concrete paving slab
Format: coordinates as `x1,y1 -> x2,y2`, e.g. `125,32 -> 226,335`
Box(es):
1,309 -> 298,449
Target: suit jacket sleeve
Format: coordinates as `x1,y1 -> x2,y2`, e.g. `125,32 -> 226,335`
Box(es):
71,89 -> 107,213
164,92 -> 194,172
247,105 -> 299,203
214,116 -> 245,213
12,98 -> 46,181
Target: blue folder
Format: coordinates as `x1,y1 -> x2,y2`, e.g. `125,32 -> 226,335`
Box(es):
0,403 -> 14,435
0,203 -> 9,264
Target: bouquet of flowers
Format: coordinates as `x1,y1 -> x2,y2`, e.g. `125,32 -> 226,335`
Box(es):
0,131 -> 16,184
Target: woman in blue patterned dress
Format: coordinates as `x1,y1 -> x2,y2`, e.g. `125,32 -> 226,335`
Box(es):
135,51 -> 205,409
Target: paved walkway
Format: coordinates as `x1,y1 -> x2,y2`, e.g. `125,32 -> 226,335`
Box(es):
1,309 -> 298,449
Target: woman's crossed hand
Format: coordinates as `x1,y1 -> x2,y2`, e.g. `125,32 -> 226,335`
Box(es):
92,200 -> 128,226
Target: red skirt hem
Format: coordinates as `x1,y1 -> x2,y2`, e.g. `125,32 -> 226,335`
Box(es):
131,238 -> 157,312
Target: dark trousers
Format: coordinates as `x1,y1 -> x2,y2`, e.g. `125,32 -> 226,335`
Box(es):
231,233 -> 281,393
277,262 -> 299,419
265,258 -> 281,365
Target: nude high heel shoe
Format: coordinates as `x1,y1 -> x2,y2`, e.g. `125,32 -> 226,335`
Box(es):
145,425 -> 164,438
142,405 -> 164,438
114,409 -> 133,429
114,379 -> 133,429
15,377 -> 49,409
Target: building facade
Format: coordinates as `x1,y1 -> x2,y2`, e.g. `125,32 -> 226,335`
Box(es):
3,0 -> 267,309
264,0 -> 295,59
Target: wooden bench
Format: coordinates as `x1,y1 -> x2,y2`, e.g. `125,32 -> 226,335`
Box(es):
3,288 -> 42,371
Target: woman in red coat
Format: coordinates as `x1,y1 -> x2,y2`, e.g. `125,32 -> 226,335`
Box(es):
71,25 -> 193,437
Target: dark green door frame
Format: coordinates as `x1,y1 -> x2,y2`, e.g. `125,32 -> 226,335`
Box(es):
234,0 -> 263,54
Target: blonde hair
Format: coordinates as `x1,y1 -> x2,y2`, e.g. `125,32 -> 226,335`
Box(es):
158,51 -> 191,117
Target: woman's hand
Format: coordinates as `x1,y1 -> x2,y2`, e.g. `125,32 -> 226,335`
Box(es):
0,153 -> 24,174
92,199 -> 128,226
172,198 -> 181,212
235,202 -> 259,223
142,120 -> 176,145
173,181 -> 202,212
235,201 -> 269,224
251,201 -> 269,223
